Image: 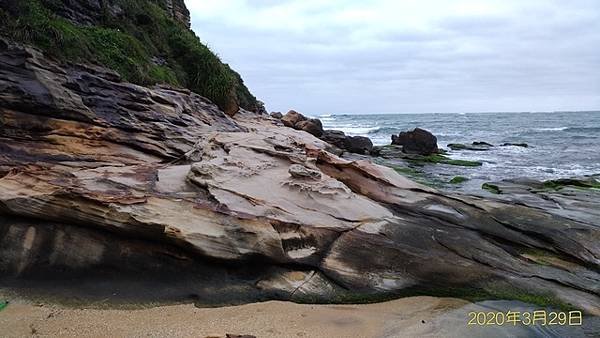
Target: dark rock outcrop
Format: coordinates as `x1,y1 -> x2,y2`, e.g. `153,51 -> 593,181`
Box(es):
448,142 -> 493,151
41,0 -> 123,25
34,0 -> 190,27
296,119 -> 324,137
289,164 -> 322,180
164,0 -> 191,27
391,128 -> 439,155
343,136 -> 373,155
270,112 -> 283,119
1,41 -> 599,314
501,142 -> 529,148
473,141 -> 494,147
321,130 -> 347,149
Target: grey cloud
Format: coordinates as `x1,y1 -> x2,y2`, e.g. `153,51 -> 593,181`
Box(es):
187,0 -> 600,114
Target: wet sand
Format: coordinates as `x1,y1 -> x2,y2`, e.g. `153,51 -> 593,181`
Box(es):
0,296 -> 467,338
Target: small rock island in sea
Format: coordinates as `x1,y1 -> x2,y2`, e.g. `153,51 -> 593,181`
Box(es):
0,0 -> 598,337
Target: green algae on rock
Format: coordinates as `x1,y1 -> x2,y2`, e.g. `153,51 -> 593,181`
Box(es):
449,176 -> 469,184
412,154 -> 483,167
542,178 -> 600,191
482,183 -> 502,194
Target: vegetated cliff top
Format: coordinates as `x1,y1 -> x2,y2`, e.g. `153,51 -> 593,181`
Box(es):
0,0 -> 262,116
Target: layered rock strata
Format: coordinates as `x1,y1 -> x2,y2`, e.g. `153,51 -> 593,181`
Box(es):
1,41 -> 599,314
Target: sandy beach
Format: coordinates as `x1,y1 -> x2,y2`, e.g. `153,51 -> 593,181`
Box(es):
0,296 -> 467,338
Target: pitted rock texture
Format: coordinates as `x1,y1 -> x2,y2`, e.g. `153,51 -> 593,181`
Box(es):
1,42 -> 599,314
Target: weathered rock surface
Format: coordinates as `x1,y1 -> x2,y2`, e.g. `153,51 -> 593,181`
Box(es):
391,128 -> 439,155
1,41 -> 599,314
7,0 -> 190,27
479,177 -> 600,226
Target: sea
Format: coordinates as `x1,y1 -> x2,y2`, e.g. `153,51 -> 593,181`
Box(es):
319,111 -> 600,192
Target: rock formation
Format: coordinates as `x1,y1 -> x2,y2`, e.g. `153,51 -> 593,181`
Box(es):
320,130 -> 347,149
343,136 -> 373,154
501,142 -> 529,148
392,128 -> 439,155
164,0 -> 191,27
1,40 -> 599,314
270,112 -> 283,119
448,142 -> 493,151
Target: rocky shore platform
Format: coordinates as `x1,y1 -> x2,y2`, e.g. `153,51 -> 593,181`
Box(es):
1,40 -> 599,316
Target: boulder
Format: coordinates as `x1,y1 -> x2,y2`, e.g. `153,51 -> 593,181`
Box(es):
321,130 -> 347,149
391,128 -> 439,155
296,119 -> 324,137
281,110 -> 306,128
270,112 -> 283,119
344,136 -> 373,154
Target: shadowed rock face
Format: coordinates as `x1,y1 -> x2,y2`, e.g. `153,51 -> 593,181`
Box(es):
1,42 -> 599,314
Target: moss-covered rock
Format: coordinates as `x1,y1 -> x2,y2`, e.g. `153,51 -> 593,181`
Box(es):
542,178 -> 600,191
389,166 -> 447,188
449,176 -> 469,184
482,183 -> 502,194
447,142 -> 492,151
447,143 -> 467,150
413,154 -> 483,167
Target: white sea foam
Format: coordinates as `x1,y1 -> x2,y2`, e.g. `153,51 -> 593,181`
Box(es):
534,127 -> 568,131
334,126 -> 380,135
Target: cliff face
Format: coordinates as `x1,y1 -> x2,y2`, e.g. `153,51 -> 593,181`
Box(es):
1,41 -> 599,313
33,0 -> 190,27
0,0 -> 260,115
164,0 -> 190,27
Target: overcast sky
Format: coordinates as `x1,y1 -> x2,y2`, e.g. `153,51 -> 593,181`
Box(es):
187,0 -> 600,115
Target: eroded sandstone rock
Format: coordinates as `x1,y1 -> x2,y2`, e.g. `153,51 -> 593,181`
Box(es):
1,41 -> 599,314
288,164 -> 322,180
281,110 -> 306,128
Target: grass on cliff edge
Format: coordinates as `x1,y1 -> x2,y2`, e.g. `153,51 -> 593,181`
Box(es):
0,0 -> 258,113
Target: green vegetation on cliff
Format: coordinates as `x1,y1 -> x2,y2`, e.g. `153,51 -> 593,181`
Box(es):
0,0 -> 260,114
